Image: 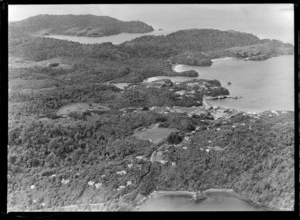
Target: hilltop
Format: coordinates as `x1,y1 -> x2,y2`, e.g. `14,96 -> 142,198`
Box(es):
9,14 -> 154,37
125,29 -> 261,52
120,29 -> 293,65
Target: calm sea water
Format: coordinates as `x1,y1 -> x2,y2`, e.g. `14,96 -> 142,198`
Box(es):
45,30 -> 173,45
137,192 -> 270,211
149,55 -> 294,112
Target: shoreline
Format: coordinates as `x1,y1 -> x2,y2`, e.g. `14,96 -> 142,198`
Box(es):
135,189 -> 279,211
171,57 -> 234,73
211,57 -> 234,62
205,98 -> 294,114
171,64 -> 184,72
43,30 -> 173,45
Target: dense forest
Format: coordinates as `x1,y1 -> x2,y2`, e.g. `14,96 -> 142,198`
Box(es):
9,27 -> 294,76
7,19 -> 295,211
122,29 -> 261,56
7,105 -> 294,211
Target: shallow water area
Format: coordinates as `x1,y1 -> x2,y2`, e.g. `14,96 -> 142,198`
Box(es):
150,55 -> 294,112
136,191 -> 271,211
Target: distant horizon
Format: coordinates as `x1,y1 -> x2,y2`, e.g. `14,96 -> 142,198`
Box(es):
8,4 -> 294,44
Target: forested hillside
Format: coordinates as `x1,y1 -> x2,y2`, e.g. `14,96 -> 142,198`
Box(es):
10,26 -> 294,68
10,14 -> 154,37
121,29 -> 261,57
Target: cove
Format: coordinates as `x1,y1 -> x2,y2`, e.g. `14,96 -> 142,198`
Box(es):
135,190 -> 276,211
147,55 -> 294,112
44,30 -> 173,45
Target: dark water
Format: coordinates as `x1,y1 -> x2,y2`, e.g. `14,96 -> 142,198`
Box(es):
149,55 -> 294,112
137,192 -> 271,211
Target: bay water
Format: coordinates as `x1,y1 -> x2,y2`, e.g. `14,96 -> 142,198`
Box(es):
149,55 -> 294,112
44,29 -> 172,45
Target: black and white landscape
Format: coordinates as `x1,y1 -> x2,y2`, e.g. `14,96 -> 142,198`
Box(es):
7,4 -> 294,211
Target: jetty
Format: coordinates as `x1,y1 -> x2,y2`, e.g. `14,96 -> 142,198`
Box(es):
204,95 -> 241,100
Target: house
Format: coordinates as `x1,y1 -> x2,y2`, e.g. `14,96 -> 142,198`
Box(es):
95,183 -> 102,189
136,156 -> 144,160
88,180 -> 95,186
116,170 -> 127,175
117,185 -> 126,191
61,179 -> 70,184
127,181 -> 132,186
